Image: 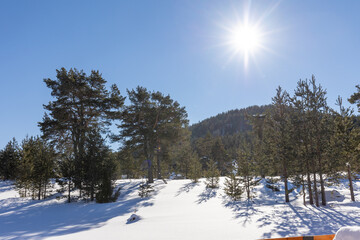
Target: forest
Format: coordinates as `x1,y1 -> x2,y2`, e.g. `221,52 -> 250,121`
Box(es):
1,68 -> 360,207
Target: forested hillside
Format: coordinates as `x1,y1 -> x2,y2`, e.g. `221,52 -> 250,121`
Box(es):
190,105 -> 271,139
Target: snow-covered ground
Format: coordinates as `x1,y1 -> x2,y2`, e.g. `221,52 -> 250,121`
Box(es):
1,177 -> 360,240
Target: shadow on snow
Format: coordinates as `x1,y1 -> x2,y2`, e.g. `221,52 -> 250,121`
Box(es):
259,202 -> 360,239
0,181 -> 156,240
175,181 -> 200,197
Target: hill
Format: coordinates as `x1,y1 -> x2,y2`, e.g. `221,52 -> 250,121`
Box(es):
190,105 -> 271,140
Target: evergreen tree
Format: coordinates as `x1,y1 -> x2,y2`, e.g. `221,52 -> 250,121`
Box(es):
118,86 -> 188,183
17,136 -> 55,200
237,136 -> 256,200
96,149 -> 118,203
0,138 -> 20,180
205,159 -> 220,188
224,173 -> 243,201
248,113 -> 267,178
39,68 -> 124,196
266,86 -> 294,203
118,147 -> 143,179
188,152 -> 202,183
211,138 -> 230,176
333,96 -> 359,201
194,132 -> 215,170
293,76 -> 329,206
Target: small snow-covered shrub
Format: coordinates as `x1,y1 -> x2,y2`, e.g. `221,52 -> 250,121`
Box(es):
138,183 -> 154,198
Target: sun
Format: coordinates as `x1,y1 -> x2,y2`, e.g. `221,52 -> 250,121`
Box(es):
230,24 -> 261,53
223,21 -> 265,69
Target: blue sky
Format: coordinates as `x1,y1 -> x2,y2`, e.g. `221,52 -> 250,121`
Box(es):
1,0 -> 360,148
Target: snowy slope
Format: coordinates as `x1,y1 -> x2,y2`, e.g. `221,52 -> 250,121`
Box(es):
1,177 -> 360,240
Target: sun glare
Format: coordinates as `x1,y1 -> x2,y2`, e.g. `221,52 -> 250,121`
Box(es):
230,24 -> 261,53
223,21 -> 265,69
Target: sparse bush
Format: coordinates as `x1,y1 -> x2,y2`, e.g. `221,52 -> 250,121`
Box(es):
138,183 -> 154,198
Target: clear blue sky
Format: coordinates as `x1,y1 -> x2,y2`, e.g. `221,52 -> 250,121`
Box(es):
1,0 -> 360,148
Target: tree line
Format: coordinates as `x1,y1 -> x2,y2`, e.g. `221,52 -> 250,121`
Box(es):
0,68 -> 188,202
190,75 -> 360,205
1,70 -> 360,205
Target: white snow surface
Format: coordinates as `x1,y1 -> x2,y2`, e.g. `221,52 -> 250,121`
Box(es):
333,226 -> 360,240
0,177 -> 360,240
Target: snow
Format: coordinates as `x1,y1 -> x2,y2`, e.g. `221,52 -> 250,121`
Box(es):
334,226 -> 360,240
0,177 -> 359,240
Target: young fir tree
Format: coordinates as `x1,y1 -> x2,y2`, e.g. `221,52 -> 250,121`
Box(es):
17,136 -> 55,200
170,128 -> 192,179
0,138 -> 20,180
248,113 -> 267,178
266,86 -> 294,203
224,173 -> 243,201
194,132 -> 215,171
188,152 -> 202,183
237,137 -> 256,200
211,138 -> 231,176
205,159 -> 220,188
332,96 -> 359,202
96,150 -> 118,203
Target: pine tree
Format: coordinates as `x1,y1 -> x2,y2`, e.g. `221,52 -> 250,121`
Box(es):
237,137 -> 255,200
189,152 -> 202,183
266,86 -> 294,203
17,136 -> 55,200
205,159 -> 220,188
118,86 -> 188,183
194,132 -> 215,171
211,138 -> 231,176
332,96 -> 359,201
293,76 -> 329,206
0,138 -> 20,180
39,68 -> 124,196
224,173 -> 243,201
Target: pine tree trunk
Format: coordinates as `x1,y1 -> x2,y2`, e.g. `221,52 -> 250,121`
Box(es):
247,176 -> 250,200
44,182 -> 47,199
347,164 -> 355,202
319,168 -> 326,206
283,161 -> 290,203
317,141 -> 326,206
313,171 -> 319,207
306,161 -> 313,205
146,141 -> 154,183
302,174 -> 306,205
68,180 -> 71,203
90,183 -> 94,201
284,175 -> 289,203
157,150 -> 162,179
38,182 -> 42,200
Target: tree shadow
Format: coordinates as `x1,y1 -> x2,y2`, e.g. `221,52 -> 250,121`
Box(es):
175,181 -> 199,197
0,180 -> 156,239
0,181 -> 14,193
222,197 -> 262,226
259,202 -> 360,239
196,187 -> 218,204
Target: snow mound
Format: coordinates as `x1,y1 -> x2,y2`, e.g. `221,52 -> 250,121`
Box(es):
334,226 -> 360,240
126,214 -> 141,224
